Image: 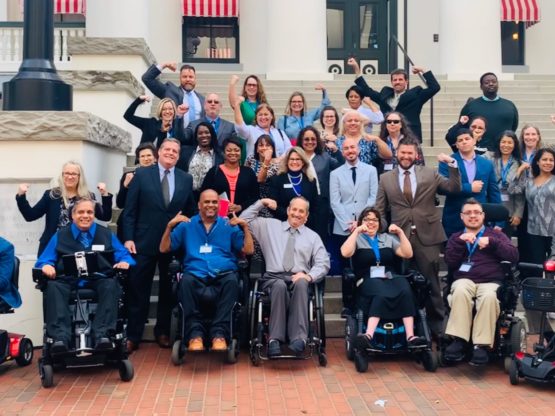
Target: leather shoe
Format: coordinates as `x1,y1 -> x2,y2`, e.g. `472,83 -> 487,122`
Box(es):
95,337 -> 112,351
156,335 -> 171,348
51,340 -> 68,354
211,337 -> 227,351
126,340 -> 138,354
188,337 -> 204,352
469,345 -> 489,366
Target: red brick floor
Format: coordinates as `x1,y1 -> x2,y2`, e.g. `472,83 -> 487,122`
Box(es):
1,339 -> 554,416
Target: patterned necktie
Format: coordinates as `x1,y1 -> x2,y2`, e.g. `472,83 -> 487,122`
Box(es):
282,228 -> 296,272
162,169 -> 170,207
351,166 -> 357,184
78,231 -> 91,249
403,171 -> 413,204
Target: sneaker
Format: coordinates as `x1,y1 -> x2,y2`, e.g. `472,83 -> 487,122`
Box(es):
188,337 -> 204,352
267,339 -> 281,357
469,345 -> 489,366
444,338 -> 466,361
211,337 -> 227,351
407,335 -> 427,347
288,339 -> 306,356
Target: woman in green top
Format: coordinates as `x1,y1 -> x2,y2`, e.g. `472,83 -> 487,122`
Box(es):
228,74 -> 268,125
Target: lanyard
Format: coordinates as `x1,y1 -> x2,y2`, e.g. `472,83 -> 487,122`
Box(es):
499,156 -> 513,188
465,226 -> 485,261
363,234 -> 381,265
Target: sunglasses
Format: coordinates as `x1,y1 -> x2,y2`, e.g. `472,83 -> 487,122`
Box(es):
206,100 -> 220,104
386,119 -> 401,124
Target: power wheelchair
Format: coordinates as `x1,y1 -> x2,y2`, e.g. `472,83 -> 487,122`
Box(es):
33,251 -> 133,388
343,260 -> 438,373
169,257 -> 250,365
247,277 -> 327,367
0,256 -> 34,368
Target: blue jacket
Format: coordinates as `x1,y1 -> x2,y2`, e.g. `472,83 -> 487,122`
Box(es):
0,237 -> 21,308
439,152 -> 501,237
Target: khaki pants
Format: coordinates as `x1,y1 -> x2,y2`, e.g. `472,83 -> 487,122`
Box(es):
445,278 -> 500,347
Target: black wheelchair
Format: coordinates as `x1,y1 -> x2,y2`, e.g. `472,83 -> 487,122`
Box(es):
247,277 -> 327,366
169,257 -> 250,365
33,251 -> 133,388
344,263 -> 438,373
0,256 -> 34,368
509,260 -> 555,385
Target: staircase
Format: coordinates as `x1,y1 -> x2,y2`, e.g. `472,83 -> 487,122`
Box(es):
119,72 -> 554,339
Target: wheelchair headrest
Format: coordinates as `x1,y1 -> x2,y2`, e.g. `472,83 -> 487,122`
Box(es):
482,203 -> 509,223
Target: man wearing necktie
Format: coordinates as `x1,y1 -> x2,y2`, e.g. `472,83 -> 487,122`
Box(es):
35,198 -> 135,353
240,197 -> 329,357
375,136 -> 461,336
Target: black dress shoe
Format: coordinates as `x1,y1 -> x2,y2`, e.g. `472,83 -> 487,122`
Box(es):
444,338 -> 466,361
51,340 -> 68,354
156,335 -> 171,348
95,337 -> 112,351
469,345 -> 488,366
126,340 -> 138,354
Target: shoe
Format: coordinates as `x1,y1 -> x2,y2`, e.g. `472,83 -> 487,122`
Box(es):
188,337 -> 204,352
126,340 -> 138,354
469,345 -> 489,366
95,337 -> 112,351
156,335 -> 171,348
407,335 -> 427,347
51,340 -> 68,354
444,337 -> 466,361
340,307 -> 351,318
355,333 -> 373,350
211,337 -> 227,351
288,339 -> 306,356
267,339 -> 281,357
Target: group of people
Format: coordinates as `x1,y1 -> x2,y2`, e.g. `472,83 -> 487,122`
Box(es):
6,61 -> 555,367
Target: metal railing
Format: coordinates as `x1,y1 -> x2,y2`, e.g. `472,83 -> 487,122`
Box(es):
0,22 -> 85,63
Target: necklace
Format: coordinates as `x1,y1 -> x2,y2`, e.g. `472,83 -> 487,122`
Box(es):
288,172 -> 303,186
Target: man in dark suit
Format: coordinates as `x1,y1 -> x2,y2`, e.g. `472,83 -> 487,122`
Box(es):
123,138 -> 197,352
348,58 -> 440,141
142,62 -> 205,129
375,137 -> 461,335
182,92 -> 236,151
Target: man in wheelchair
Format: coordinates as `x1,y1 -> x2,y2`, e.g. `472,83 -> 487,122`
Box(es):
159,189 -> 253,352
0,236 -> 21,311
240,197 -> 330,357
35,198 -> 135,353
443,198 -> 518,365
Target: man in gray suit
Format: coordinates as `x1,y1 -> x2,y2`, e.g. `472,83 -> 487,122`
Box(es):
142,62 -> 205,129
182,93 -> 236,151
375,136 -> 461,335
330,137 -> 378,312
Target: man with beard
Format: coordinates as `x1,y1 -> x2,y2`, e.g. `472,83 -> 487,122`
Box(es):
374,137 -> 461,335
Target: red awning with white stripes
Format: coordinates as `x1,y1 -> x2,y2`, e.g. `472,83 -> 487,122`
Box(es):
20,0 -> 86,15
501,0 -> 540,23
182,0 -> 238,17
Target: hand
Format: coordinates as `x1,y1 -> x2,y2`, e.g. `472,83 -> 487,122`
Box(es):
349,221 -> 360,233
124,241 -> 137,254
230,74 -> 240,85
388,224 -> 403,235
459,232 -> 476,244
139,95 -> 151,102
177,103 -> 189,117
517,163 -> 530,177
17,183 -> 29,196
459,115 -> 469,125
412,66 -> 425,74
228,212 -> 247,228
123,172 -> 134,188
493,225 -> 503,233
263,149 -> 273,163
229,204 -> 242,214
291,272 -> 311,283
168,211 -> 190,229
471,180 -> 484,193
325,141 -> 338,153
42,265 -> 56,279
477,236 -> 490,249
113,262 -> 130,270
437,153 -> 455,164
364,134 -> 378,142
551,114 -> 555,124
97,182 -> 108,196
162,62 -> 177,72
261,198 -> 277,210
314,83 -> 325,91
510,216 -> 521,227
346,57 -> 361,75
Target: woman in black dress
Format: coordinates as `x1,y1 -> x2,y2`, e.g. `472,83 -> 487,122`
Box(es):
340,207 -> 425,348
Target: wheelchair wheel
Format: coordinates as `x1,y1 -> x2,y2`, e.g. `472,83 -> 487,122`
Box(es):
508,359 -> 520,385
169,307 -> 180,345
503,356 -> 513,373
345,316 -> 356,361
421,350 -> 438,372
119,359 -> 134,382
354,351 -> 368,373
15,337 -> 33,367
226,339 -> 238,364
171,340 -> 184,366
509,320 -> 527,355
249,344 -> 261,367
40,362 -> 54,388
318,352 -> 328,367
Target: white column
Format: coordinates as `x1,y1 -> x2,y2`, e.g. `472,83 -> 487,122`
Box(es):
266,0 -> 331,80
439,0 -> 502,79
86,0 -> 149,39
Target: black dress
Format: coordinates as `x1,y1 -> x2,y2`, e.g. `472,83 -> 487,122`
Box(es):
352,235 -> 415,320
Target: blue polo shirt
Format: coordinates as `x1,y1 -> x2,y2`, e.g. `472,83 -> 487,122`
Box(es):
170,215 -> 244,279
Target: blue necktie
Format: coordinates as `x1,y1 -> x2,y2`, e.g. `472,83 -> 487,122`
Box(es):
78,231 -> 91,249
187,92 -> 197,122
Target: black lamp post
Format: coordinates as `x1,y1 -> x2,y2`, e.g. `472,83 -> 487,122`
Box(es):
2,0 -> 72,110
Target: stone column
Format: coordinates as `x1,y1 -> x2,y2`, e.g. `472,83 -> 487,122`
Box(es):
439,0 -> 502,79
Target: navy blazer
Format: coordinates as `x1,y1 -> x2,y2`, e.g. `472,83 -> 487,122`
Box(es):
182,118 -> 236,151
16,190 -> 112,256
122,164 -> 196,256
439,152 -> 502,236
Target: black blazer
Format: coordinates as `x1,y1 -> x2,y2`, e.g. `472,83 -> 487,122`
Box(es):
16,190 -> 113,256
268,173 -> 319,229
200,165 -> 258,213
122,164 -> 196,256
182,118 -> 237,151
311,151 -> 343,200
355,71 -> 440,140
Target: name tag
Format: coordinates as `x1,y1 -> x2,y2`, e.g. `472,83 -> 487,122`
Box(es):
283,184 -> 293,188
459,262 -> 473,272
501,193 -> 509,202
370,266 -> 386,278
91,245 -> 105,251
200,244 -> 213,254
383,164 -> 394,171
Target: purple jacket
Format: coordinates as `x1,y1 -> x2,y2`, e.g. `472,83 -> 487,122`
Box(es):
445,227 -> 518,284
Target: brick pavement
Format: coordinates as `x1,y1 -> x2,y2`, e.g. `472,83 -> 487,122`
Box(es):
0,339 -> 554,416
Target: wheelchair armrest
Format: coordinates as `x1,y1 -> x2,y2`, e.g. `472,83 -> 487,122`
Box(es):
32,268 -> 47,290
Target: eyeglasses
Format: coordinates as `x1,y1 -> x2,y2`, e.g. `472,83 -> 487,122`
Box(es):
246,83 -> 258,87
461,210 -> 484,216
386,119 -> 401,124
63,172 -> 79,177
323,115 -> 336,118
291,100 -> 303,104
206,100 -> 220,104
289,157 -> 303,162
362,218 -> 379,223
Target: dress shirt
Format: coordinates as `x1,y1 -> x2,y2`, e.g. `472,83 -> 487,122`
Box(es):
397,165 -> 417,198
461,153 -> 477,183
170,215 -> 244,279
35,223 -> 136,268
158,163 -> 175,201
182,90 -> 202,128
235,123 -> 292,158
240,201 -> 329,282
